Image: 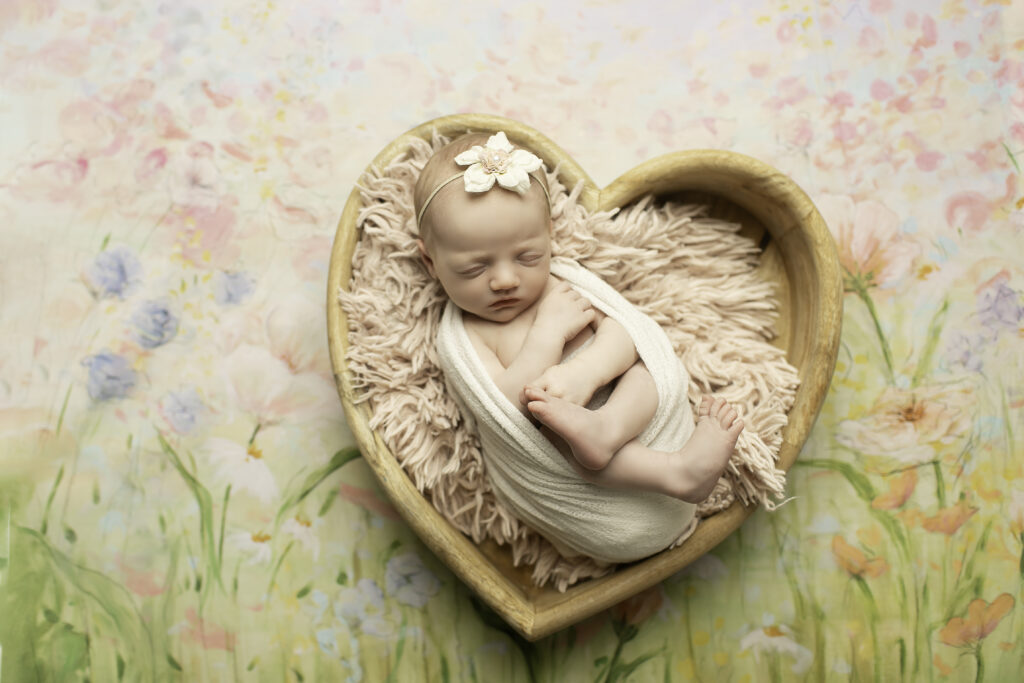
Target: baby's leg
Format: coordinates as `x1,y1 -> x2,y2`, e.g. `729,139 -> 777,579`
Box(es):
558,396 -> 744,503
525,361 -> 657,470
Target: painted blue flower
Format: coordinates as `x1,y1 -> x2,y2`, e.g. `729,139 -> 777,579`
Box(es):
945,332 -> 984,373
214,271 -> 254,305
978,281 -> 1023,332
86,246 -> 142,299
131,299 -> 178,348
385,552 -> 441,608
82,351 -> 137,401
334,578 -> 394,638
159,388 -> 205,434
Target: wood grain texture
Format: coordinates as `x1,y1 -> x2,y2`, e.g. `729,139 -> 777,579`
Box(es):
326,113 -> 843,641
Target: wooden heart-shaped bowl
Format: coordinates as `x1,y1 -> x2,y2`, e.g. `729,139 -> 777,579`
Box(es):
327,114 -> 842,641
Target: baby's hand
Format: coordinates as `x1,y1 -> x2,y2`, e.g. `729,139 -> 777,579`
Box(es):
523,365 -> 595,407
532,282 -> 595,345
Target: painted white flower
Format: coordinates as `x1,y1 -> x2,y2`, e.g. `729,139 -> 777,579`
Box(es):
335,578 -> 395,639
202,437 -> 280,504
228,530 -> 273,566
385,552 -> 441,607
282,515 -> 321,560
740,624 -> 813,674
454,131 -> 542,195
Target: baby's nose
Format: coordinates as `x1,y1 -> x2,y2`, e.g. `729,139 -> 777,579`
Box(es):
490,263 -> 519,290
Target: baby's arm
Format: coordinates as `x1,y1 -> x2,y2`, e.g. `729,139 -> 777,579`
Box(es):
527,316 -> 638,406
471,282 -> 595,414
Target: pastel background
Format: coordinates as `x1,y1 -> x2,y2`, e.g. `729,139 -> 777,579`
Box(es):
1,0 -> 1022,681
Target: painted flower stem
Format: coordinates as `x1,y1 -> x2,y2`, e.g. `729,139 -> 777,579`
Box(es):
853,575 -> 881,682
1018,532 -> 1024,578
932,460 -> 946,508
974,644 -> 984,683
848,274 -> 896,384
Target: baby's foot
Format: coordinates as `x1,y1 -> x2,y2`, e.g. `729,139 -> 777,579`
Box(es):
525,387 -> 624,470
670,396 -> 744,503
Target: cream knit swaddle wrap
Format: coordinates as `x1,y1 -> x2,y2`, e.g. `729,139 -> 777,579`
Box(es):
436,257 -> 697,563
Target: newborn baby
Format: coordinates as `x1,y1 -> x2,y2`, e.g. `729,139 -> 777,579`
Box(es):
415,132 -> 743,504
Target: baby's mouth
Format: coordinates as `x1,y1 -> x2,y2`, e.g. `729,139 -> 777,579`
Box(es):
491,298 -> 519,309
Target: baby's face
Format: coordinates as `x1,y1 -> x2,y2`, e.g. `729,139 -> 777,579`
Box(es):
419,185 -> 551,323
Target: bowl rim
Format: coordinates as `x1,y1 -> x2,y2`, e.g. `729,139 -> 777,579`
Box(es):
326,113 -> 843,640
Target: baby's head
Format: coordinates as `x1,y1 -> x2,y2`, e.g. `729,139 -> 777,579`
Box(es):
415,132 -> 553,322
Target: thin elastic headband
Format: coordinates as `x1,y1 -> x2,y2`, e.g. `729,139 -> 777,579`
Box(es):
416,171 -> 551,226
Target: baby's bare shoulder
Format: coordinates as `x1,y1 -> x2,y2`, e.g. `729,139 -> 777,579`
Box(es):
464,316 -> 499,350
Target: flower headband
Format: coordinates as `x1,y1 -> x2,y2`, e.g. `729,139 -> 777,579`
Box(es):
416,132 -> 551,226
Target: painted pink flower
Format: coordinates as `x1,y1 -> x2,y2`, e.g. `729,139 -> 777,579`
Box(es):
779,117 -> 813,148
265,294 -> 329,375
36,38 -> 90,76
168,152 -> 224,208
165,203 -> 240,270
59,100 -> 120,154
116,555 -> 166,597
9,157 -> 88,202
182,608 -> 236,651
0,0 -> 58,29
339,483 -> 401,521
815,194 -> 920,288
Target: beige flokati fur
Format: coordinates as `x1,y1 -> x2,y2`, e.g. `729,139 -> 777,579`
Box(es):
337,132 -> 800,590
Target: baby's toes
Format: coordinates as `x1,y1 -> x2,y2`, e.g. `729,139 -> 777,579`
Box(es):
729,418 -> 745,437
711,397 -> 727,419
721,406 -> 738,429
699,396 -> 713,417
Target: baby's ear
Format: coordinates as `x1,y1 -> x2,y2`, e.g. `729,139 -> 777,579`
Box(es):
416,239 -> 437,278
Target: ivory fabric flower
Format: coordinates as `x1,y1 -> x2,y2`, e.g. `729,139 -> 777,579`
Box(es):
454,131 -> 543,194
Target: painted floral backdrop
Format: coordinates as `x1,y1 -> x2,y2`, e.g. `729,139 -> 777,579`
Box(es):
2,0 -> 1023,681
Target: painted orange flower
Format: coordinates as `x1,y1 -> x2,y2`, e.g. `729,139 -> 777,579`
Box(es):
871,469 -> 918,510
612,585 -> 664,625
938,594 -> 1015,647
832,536 -> 888,578
922,499 -> 978,535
